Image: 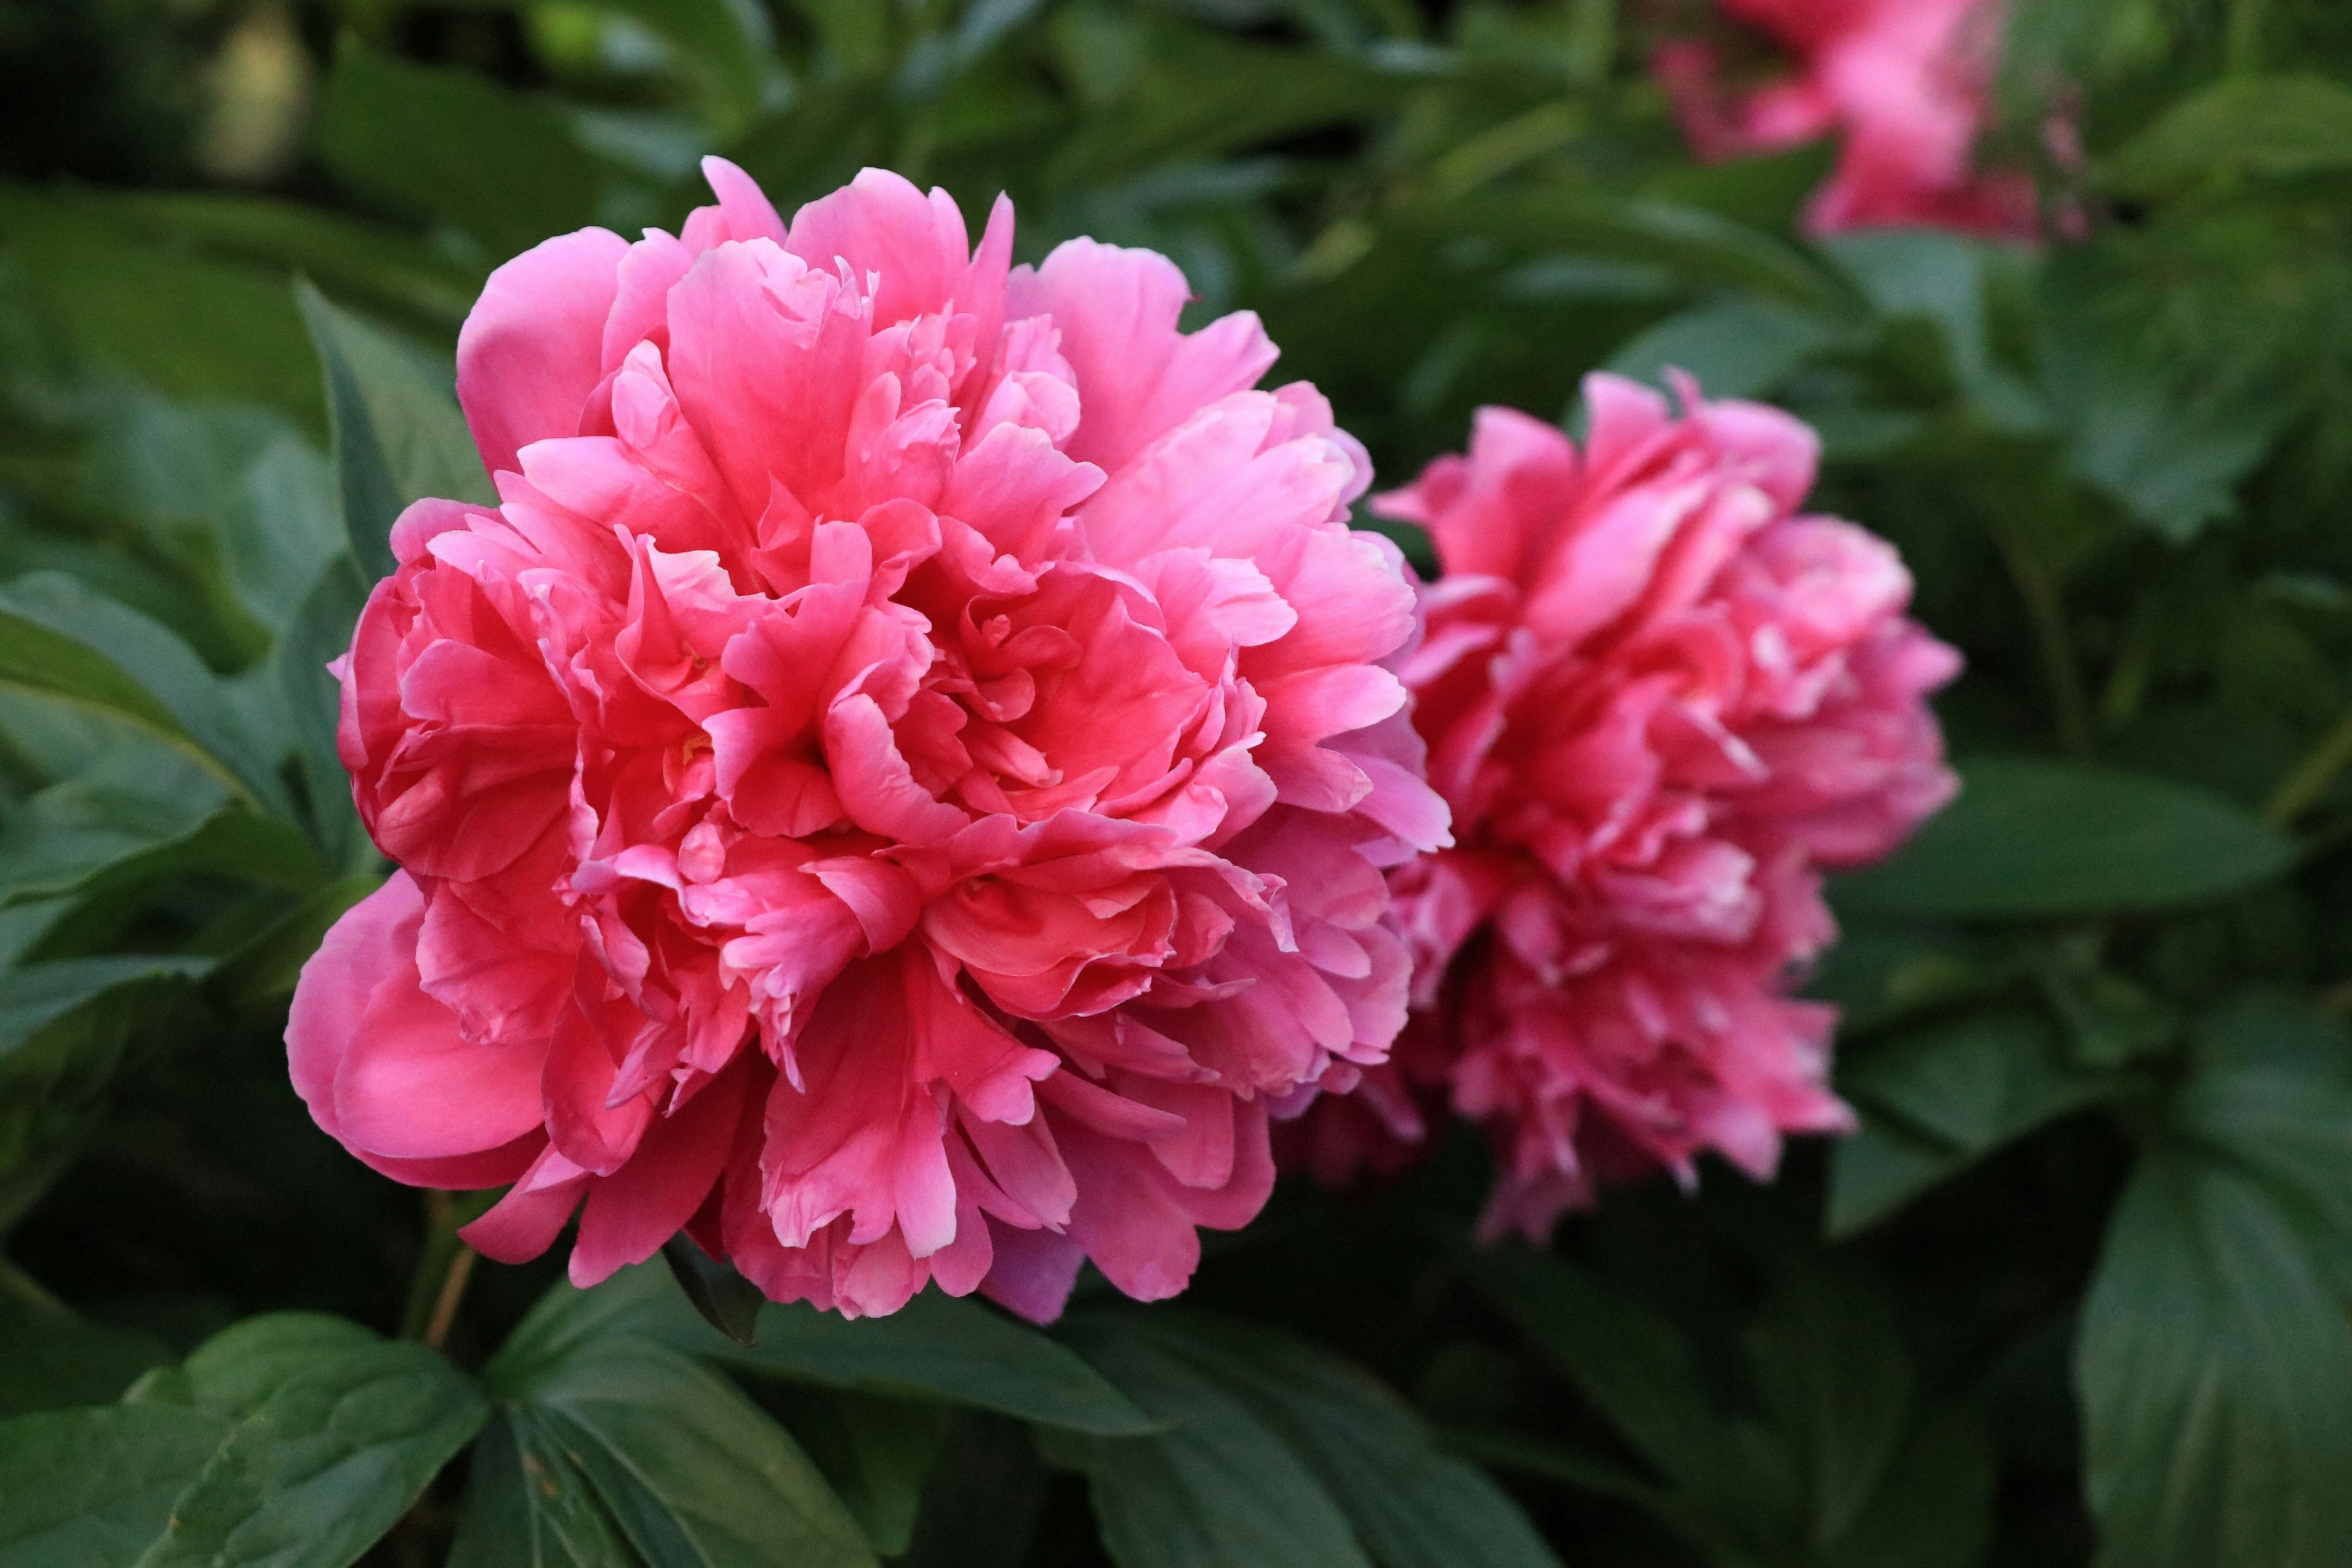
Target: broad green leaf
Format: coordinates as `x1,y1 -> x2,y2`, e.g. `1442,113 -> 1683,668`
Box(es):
318,45 -> 622,263
661,1237 -> 764,1349
135,1313 -> 489,1568
2078,1152 -> 2352,1567
1140,1316 -> 1561,1568
0,1287 -> 172,1419
2173,996 -> 2352,1247
0,575 -> 287,816
0,804 -> 318,910
597,0 -> 774,132
1040,1317 -> 1372,1568
0,1404 -> 232,1568
1049,23 -> 1415,184
272,556 -> 371,867
89,190 -> 485,333
78,393 -> 342,643
1833,759 -> 2295,919
1744,1272 -> 1911,1551
0,187 -> 325,431
1818,1406 -> 1995,1568
1823,229 -> 1999,393
1463,1248 -> 1732,1501
2040,253 -> 2289,542
296,282 -> 492,582
1434,192 -> 1842,309
765,1389 -> 947,1558
0,955 -> 212,1231
1829,1011 -> 2114,1235
2108,74 -> 2352,196
205,874 -> 383,1016
497,1265 -> 1153,1435
713,1294 -> 1156,1436
1605,298 -> 1838,401
520,1335 -> 878,1568
447,1411 -> 637,1568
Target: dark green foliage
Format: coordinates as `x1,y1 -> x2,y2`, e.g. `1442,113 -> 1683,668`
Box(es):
2,2 -> 2350,1566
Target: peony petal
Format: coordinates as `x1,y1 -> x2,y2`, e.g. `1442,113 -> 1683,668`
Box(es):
458,227 -> 631,478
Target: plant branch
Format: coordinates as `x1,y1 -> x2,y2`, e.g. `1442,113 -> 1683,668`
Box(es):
1995,529 -> 2095,761
2265,704 -> 2352,827
400,1189 -> 489,1349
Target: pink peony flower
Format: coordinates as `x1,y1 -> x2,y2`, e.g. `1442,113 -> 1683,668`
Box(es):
286,160 -> 1448,1320
1654,0 -> 2040,238
1287,375 -> 1959,1240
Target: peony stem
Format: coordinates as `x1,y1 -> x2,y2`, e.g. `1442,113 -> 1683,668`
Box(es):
400,1190 -> 488,1349
1995,529 -> 2095,761
2265,704 -> 2352,827
2228,0 -> 2271,75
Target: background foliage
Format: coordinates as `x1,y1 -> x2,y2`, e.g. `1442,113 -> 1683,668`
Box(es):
4,1 -> 2352,1565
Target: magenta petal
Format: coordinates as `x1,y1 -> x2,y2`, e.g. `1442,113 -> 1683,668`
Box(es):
570,1060 -> 751,1287
457,227 -> 632,478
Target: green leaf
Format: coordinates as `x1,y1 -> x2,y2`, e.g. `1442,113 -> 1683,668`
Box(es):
0,575 -> 289,816
715,1294 -> 1156,1436
0,1286 -> 172,1420
765,1389 -> 946,1558
78,393 -> 343,643
1436,192 -> 1842,309
2108,74 -> 2352,197
204,874 -> 383,1017
660,1237 -> 764,1349
88,190 -> 486,333
272,556 -> 371,867
318,45 -> 623,263
1818,1406 -> 1996,1568
296,282 -> 492,583
2172,995 -> 2352,1250
1048,23 -> 1415,184
0,187 -> 326,431
1830,1011 -> 2114,1235
1139,1316 -> 1562,1568
0,955 -> 212,1231
134,1313 -> 489,1568
1463,1248 -> 1732,1501
0,805 -> 319,910
1605,298 -> 1838,401
2078,1151 -> 2352,1567
1039,1317 -> 1373,1568
1744,1272 -> 1911,1551
2040,254 -> 2289,543
518,1336 -> 878,1568
447,1412 -> 638,1568
1833,758 -> 2296,919
0,1404 -> 232,1568
596,0 -> 774,133
496,1265 -> 1153,1436
1823,229 -> 1999,393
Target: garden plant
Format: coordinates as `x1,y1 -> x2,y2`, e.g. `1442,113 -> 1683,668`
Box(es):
2,2 -> 2351,1566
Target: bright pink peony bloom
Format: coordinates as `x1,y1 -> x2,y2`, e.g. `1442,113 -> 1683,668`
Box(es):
1288,375 -> 1958,1239
286,160 -> 1447,1319
1654,0 -> 2039,238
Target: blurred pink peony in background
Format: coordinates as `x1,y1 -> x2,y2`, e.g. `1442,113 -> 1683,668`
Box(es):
1654,0 -> 2040,237
1286,374 -> 1959,1240
287,160 -> 1447,1319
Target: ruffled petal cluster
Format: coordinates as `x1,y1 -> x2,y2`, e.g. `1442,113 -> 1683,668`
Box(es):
1654,0 -> 2038,238
1287,375 -> 1958,1238
287,162 -> 1447,1319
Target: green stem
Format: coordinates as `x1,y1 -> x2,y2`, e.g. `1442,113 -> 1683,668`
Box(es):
2227,0 -> 2270,75
400,1191 -> 488,1348
2264,704 -> 2352,827
1995,529 -> 2095,761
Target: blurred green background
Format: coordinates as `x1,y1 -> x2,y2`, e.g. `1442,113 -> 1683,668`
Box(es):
7,4 -> 2352,1567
